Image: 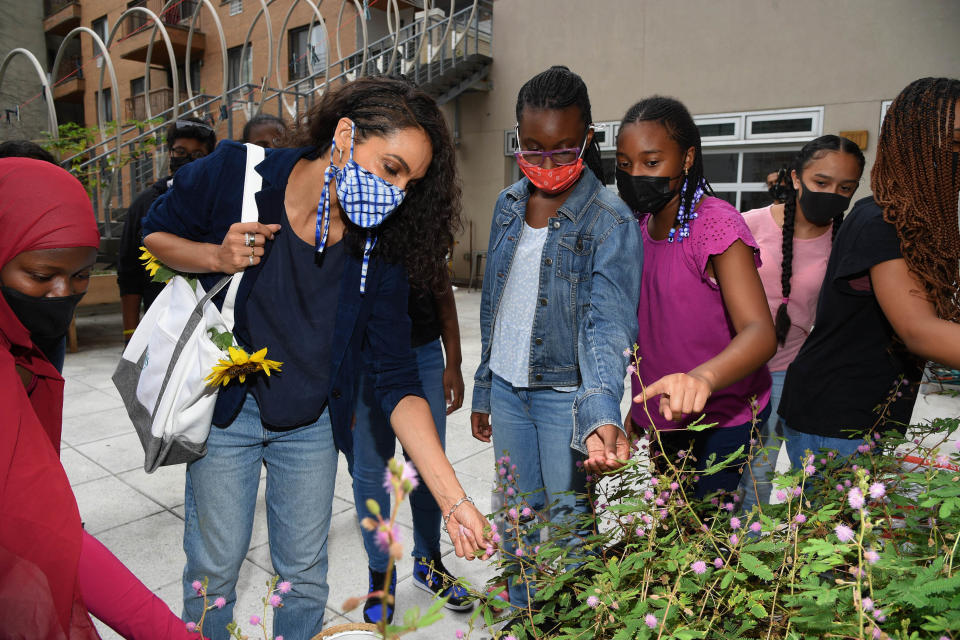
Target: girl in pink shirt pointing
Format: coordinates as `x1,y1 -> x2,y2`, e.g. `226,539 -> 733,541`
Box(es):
618,96 -> 777,498
738,136 -> 865,513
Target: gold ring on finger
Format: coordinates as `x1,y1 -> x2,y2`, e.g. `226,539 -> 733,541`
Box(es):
244,232 -> 256,247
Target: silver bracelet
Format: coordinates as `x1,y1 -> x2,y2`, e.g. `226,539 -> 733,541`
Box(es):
442,495 -> 475,527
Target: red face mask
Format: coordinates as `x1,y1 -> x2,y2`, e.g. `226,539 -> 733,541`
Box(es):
518,158 -> 585,195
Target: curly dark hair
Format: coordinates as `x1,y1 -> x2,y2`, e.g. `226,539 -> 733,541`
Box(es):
288,75 -> 462,292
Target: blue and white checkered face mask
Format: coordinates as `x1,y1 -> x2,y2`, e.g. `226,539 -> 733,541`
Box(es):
316,122 -> 406,293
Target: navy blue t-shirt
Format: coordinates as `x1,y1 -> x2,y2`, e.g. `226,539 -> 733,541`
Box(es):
245,207 -> 346,430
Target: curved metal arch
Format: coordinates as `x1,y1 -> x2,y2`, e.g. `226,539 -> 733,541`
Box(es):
382,0 -> 401,73
239,0 -> 275,113
168,0 -> 229,112
0,48 -> 58,140
275,0 -> 328,119
452,0 -> 480,53
336,0 -> 367,80
426,0 -> 456,64
100,7 -> 180,123
53,27 -> 122,142
401,0 -> 430,76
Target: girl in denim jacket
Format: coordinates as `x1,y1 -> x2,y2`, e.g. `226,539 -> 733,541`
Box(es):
470,66 -> 642,609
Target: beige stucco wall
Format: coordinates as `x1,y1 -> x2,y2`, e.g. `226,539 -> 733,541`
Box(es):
450,0 -> 960,279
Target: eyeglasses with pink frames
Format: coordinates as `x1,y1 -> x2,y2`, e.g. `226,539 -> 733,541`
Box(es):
513,124 -> 594,167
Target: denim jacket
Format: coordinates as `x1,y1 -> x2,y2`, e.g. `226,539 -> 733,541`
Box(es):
472,169 -> 643,453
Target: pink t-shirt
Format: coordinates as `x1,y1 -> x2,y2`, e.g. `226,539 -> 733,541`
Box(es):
742,206 -> 832,372
631,196 -> 772,431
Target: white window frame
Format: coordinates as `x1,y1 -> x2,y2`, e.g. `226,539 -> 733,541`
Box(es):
695,115 -> 742,143
745,108 -> 821,141
879,100 -> 892,136
695,106 -> 823,147
704,143 -> 805,211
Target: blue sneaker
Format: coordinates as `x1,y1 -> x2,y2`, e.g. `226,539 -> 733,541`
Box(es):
363,568 -> 396,624
412,555 -> 473,611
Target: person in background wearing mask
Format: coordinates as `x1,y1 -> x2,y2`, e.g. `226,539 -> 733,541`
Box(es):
738,136 -> 864,513
778,77 -> 960,470
0,158 -> 198,639
242,113 -> 288,148
116,117 -> 216,343
765,168 -> 788,205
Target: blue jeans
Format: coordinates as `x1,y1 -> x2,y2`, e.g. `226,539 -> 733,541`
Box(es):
348,339 -> 446,570
182,394 -> 338,640
739,371 -> 785,513
782,423 -> 865,470
654,403 -> 771,499
490,374 -> 589,610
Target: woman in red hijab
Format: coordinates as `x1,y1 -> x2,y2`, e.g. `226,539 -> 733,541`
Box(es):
0,158 -> 195,639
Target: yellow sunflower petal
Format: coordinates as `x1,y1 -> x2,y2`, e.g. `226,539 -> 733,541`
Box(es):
227,346 -> 249,364
249,347 -> 269,363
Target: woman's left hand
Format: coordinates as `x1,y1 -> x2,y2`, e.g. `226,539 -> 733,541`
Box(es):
445,501 -> 493,560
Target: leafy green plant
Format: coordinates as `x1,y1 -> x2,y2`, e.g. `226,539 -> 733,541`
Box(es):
41,118 -> 162,196
468,349 -> 960,640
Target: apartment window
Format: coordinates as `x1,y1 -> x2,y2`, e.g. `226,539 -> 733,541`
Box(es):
131,76 -> 145,96
227,44 -> 252,104
288,24 -> 328,81
96,87 -> 114,123
92,16 -> 108,67
226,0 -> 242,16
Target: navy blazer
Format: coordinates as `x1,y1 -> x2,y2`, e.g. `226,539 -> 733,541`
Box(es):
142,140 -> 424,454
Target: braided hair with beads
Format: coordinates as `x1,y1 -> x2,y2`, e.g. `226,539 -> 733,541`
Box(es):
774,135 -> 865,345
620,96 -> 715,242
515,65 -> 605,182
871,77 -> 960,323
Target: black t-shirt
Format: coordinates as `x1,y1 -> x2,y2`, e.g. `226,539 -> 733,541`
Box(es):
778,196 -> 922,438
246,207 -> 345,430
117,178 -> 169,309
408,286 -> 441,348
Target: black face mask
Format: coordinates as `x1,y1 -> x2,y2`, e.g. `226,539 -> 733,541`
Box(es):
797,184 -> 852,226
169,155 -> 193,175
616,169 -> 682,214
1,286 -> 84,343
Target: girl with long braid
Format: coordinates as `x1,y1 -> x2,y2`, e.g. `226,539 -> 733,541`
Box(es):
778,77 -> 960,469
619,96 -> 777,498
738,136 -> 865,512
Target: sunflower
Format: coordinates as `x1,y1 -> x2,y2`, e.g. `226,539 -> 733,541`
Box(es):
139,246 -> 175,283
205,346 -> 282,387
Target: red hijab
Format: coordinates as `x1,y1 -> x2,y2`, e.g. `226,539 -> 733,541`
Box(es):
0,157 -> 101,638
